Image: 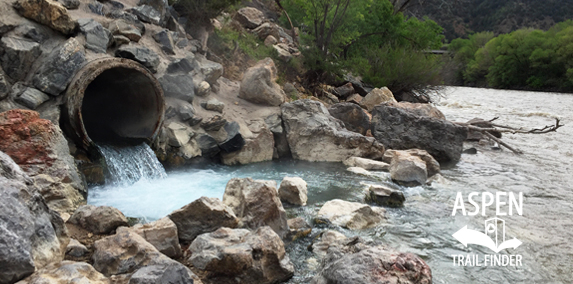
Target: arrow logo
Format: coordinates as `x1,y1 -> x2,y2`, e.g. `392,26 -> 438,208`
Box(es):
453,225 -> 522,253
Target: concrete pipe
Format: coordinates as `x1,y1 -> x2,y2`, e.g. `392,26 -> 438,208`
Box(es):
64,57 -> 164,150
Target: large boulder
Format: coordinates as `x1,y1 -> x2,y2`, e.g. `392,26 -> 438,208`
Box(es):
0,110 -> 85,213
235,7 -> 265,29
311,246 -> 432,284
384,149 -> 440,177
281,100 -> 385,162
15,261 -> 109,284
221,126 -> 274,165
0,36 -> 41,81
316,199 -> 385,230
278,176 -> 308,206
92,227 -> 194,278
371,104 -> 467,163
32,37 -> 86,96
239,58 -> 286,106
127,262 -> 196,284
387,101 -> 445,119
13,0 -> 77,35
130,217 -> 181,259
328,102 -> 370,135
0,151 -> 68,284
188,226 -> 294,284
360,87 -> 397,112
223,178 -> 288,238
68,205 -> 129,234
168,196 -> 239,243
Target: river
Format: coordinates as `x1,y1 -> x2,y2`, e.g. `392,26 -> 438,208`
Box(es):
88,86 -> 573,283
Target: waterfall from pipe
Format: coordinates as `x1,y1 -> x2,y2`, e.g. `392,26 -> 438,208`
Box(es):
96,143 -> 166,186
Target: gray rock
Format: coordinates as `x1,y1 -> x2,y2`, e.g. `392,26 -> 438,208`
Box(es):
176,38 -> 188,48
168,196 -> 239,243
0,151 -> 68,284
202,98 -> 224,113
14,87 -> 50,109
115,44 -> 160,73
165,121 -> 192,147
0,36 -> 41,81
188,227 -> 294,283
371,104 -> 467,163
366,184 -> 405,207
328,102 -> 370,135
65,239 -> 88,258
113,35 -> 131,46
159,74 -> 195,102
273,43 -> 292,62
78,19 -> 111,53
16,261 -> 109,284
130,5 -> 161,25
152,29 -> 175,55
223,178 -> 288,238
88,1 -> 104,15
68,205 -> 129,234
13,0 -> 77,35
166,57 -> 195,74
0,20 -> 16,35
57,0 -> 80,9
109,19 -> 142,42
278,177 -> 308,206
235,7 -> 265,29
281,100 -> 385,162
386,101 -> 445,119
32,37 -> 86,96
128,263 -> 195,284
197,56 -> 223,84
12,24 -> 49,43
264,113 -> 290,158
384,149 -> 440,177
219,121 -> 245,153
196,134 -> 219,157
333,82 -> 355,99
239,58 -> 285,106
311,246 -> 432,284
0,72 -> 9,100
138,0 -> 168,24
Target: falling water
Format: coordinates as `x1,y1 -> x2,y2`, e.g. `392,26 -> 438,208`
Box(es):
96,143 -> 167,186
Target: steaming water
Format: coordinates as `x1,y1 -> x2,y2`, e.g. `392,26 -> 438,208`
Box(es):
88,87 -> 573,283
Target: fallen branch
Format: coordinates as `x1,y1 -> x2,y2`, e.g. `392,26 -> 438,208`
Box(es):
483,131 -> 523,154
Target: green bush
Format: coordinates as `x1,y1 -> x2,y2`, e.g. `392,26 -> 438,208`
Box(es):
171,0 -> 240,24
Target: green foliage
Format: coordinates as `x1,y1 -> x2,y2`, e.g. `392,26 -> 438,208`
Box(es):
450,20 -> 573,91
281,0 -> 444,94
211,27 -> 276,60
171,0 -> 240,24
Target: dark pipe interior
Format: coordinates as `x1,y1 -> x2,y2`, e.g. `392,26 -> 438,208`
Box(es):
82,67 -> 161,145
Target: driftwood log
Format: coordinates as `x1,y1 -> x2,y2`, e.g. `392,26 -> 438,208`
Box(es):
454,117 -> 564,154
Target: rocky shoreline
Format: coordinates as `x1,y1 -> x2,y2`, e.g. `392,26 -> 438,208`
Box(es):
0,0 -> 471,283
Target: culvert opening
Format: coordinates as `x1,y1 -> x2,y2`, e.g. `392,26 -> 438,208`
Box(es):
65,58 -> 164,149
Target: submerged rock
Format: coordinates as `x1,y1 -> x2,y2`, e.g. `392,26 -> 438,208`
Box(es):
371,104 -> 467,163
223,178 -> 288,238
281,100 -> 385,162
68,205 -> 129,234
188,226 -> 294,284
366,184 -> 405,207
168,196 -> 239,243
311,246 -> 432,284
316,199 -> 385,230
343,156 -> 389,171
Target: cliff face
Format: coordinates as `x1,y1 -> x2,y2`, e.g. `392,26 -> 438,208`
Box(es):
405,0 -> 573,40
